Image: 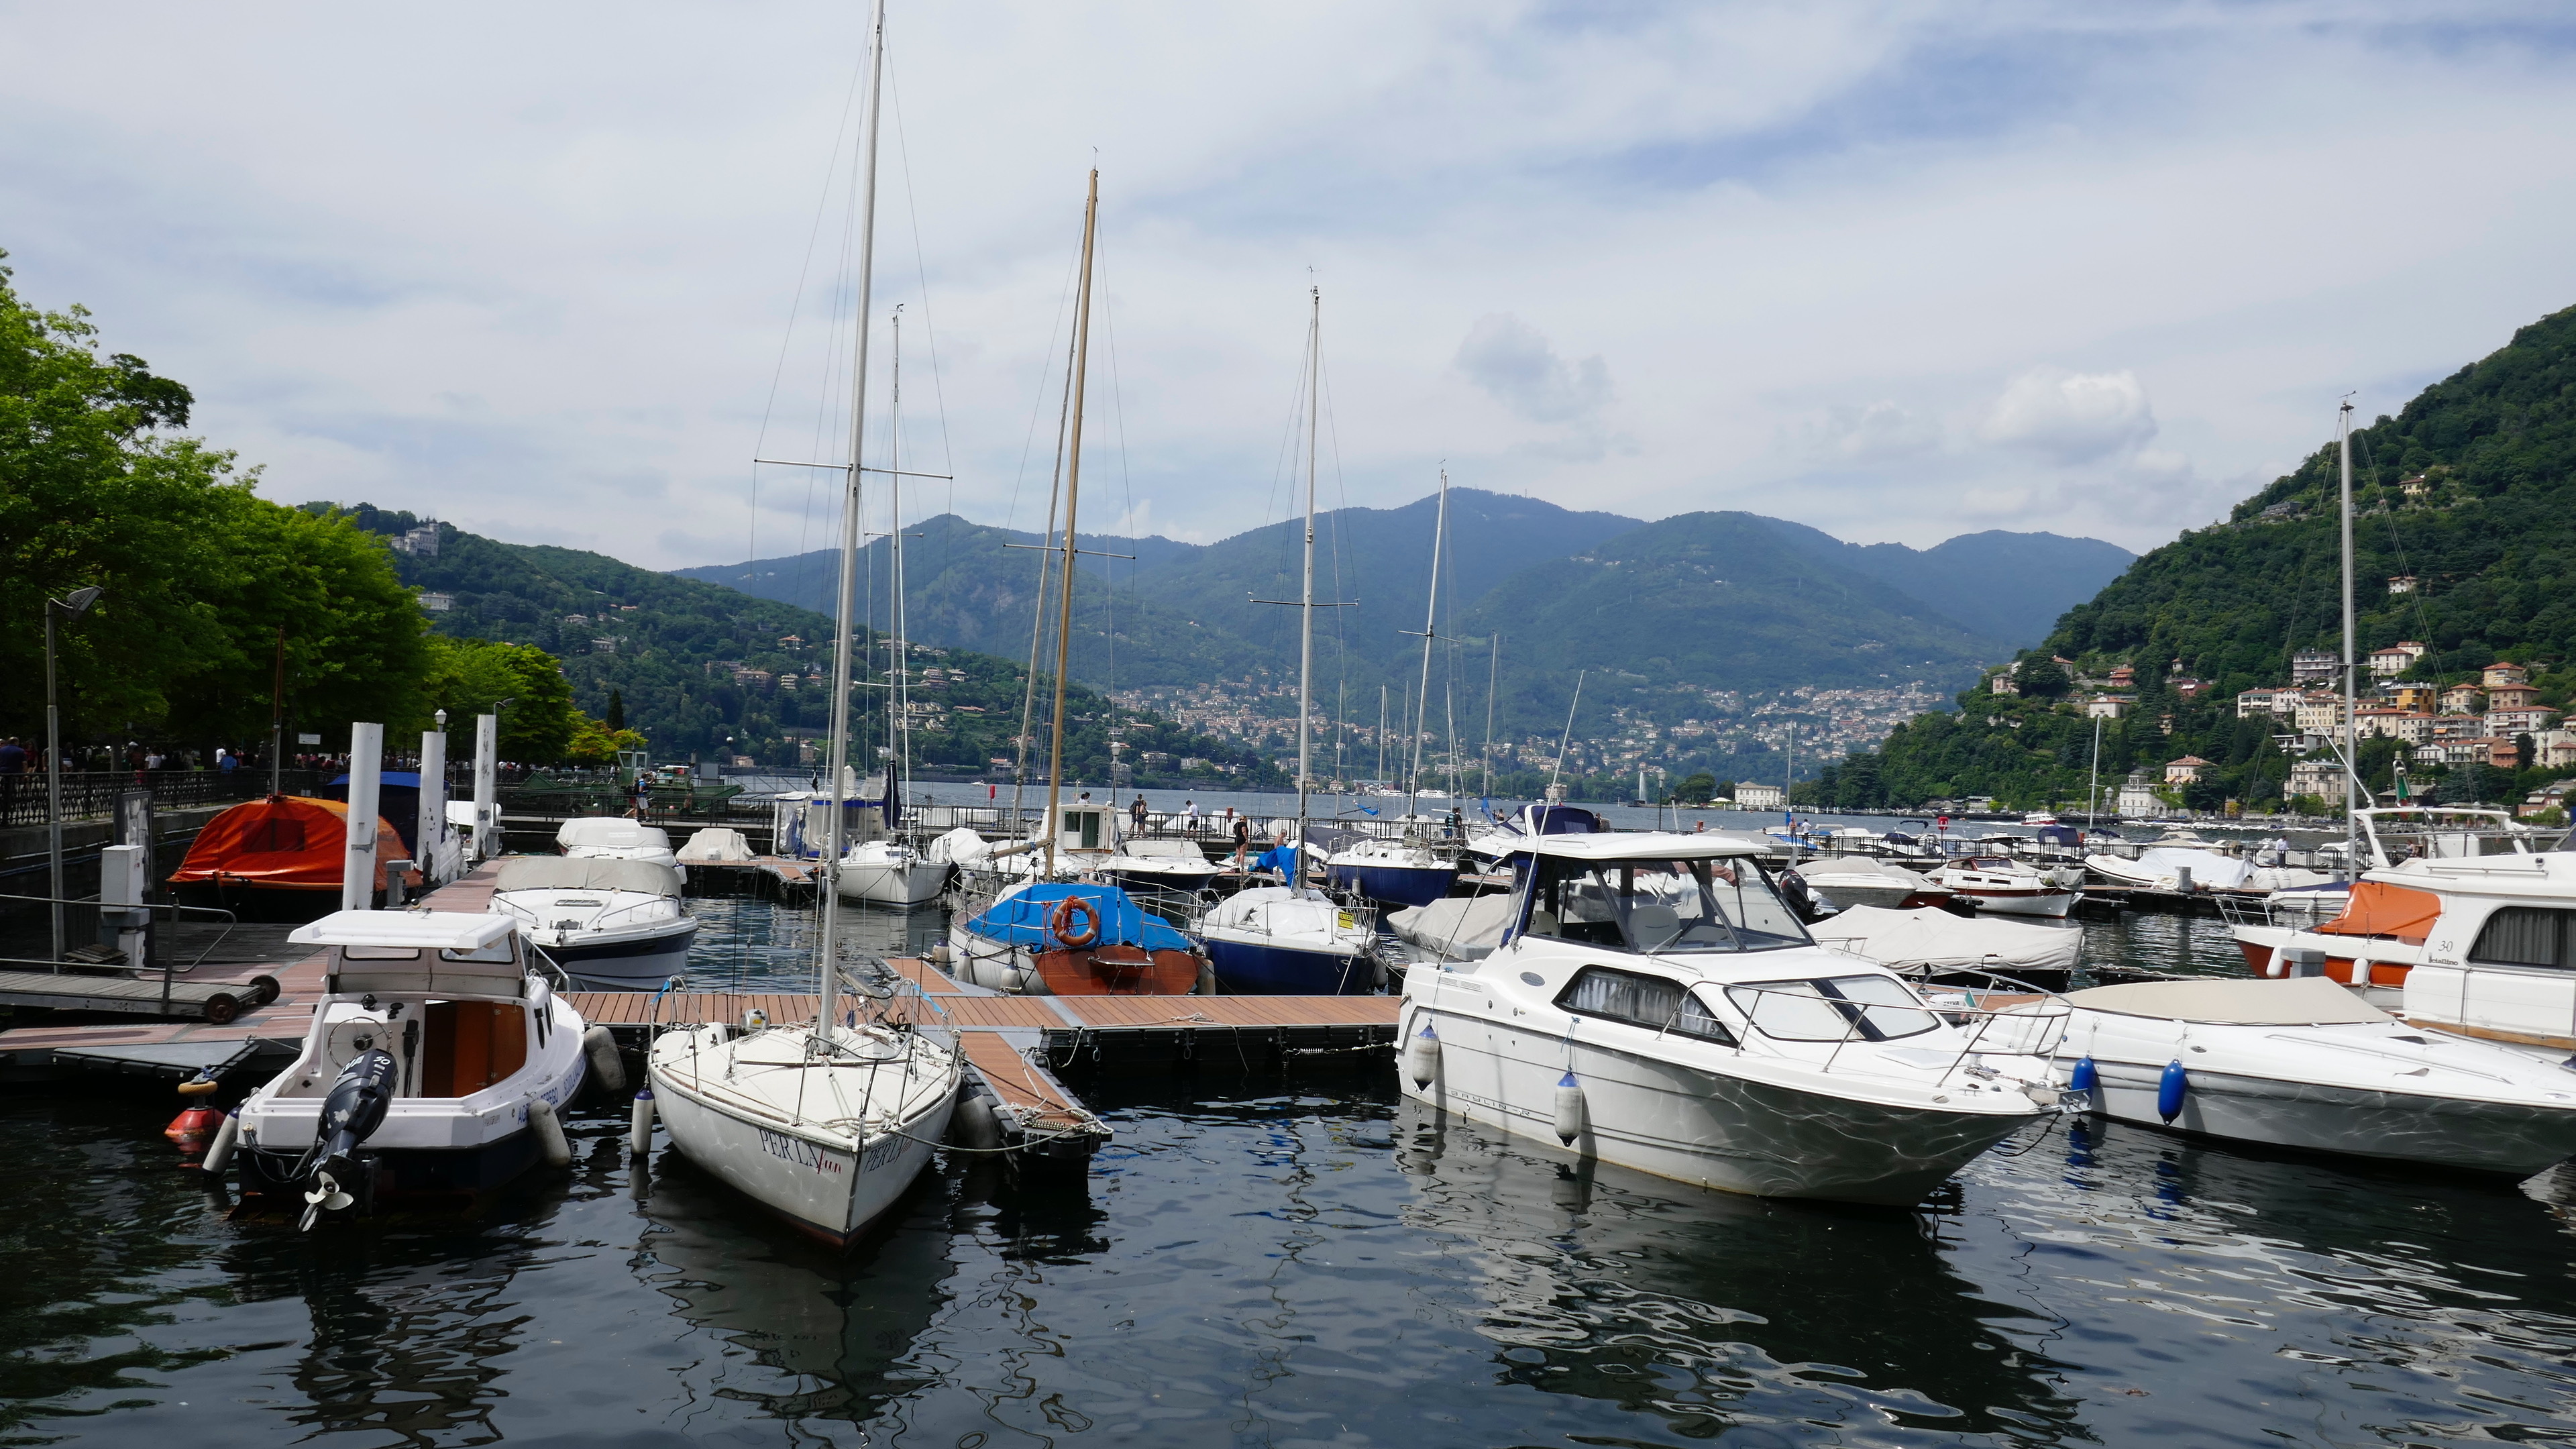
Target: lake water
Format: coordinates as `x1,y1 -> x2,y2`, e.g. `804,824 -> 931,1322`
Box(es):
6,899 -> 2575,1447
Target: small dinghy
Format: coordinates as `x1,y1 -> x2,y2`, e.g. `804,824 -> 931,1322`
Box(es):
2049,976 -> 2576,1175
227,910 -> 608,1224
488,855 -> 697,990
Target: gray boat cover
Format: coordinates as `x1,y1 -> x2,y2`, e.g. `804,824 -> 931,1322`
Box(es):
1389,894 -> 1517,960
1811,904 -> 2081,971
2065,976 -> 2390,1025
493,855 -> 684,897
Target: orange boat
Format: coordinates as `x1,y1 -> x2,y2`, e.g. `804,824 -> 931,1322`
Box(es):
168,796 -> 419,922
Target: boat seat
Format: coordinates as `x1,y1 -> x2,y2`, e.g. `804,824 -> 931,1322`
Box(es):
1627,903 -> 1683,944
1526,909 -> 1561,937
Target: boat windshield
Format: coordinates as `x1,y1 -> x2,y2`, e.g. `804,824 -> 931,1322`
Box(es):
1725,975 -> 1943,1042
1519,855 -> 1810,953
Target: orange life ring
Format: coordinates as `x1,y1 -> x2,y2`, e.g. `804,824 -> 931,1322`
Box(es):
1049,895 -> 1102,949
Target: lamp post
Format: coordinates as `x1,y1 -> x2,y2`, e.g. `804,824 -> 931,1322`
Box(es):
45,586 -> 104,963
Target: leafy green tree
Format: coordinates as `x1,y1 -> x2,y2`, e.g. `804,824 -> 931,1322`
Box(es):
424,637 -> 575,763
1674,771 -> 1717,803
606,689 -> 626,731
566,714 -> 647,767
2016,658 -> 2071,699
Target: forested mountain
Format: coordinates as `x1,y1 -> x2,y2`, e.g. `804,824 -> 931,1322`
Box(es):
1804,301 -> 2576,814
339,506 -> 1279,786
1762,524 -> 2133,646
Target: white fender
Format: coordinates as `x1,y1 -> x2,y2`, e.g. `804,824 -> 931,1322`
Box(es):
1405,1022 -> 1441,1089
629,1088 -> 656,1157
201,1111 -> 240,1175
583,1026 -> 627,1097
527,1096 -> 572,1169
1553,1071 -> 1587,1144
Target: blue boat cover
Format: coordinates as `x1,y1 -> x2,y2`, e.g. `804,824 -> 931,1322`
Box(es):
963,882 -> 1192,953
1252,843 -> 1300,877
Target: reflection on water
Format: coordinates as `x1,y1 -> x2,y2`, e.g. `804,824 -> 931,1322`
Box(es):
682,896 -> 948,993
3,895 -> 2575,1446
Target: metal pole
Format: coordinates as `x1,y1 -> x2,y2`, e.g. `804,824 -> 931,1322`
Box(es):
44,603 -> 62,963
1297,287 -> 1320,843
1042,169 -> 1100,878
2339,399 -> 2359,875
268,625 -> 285,799
342,722 -> 384,913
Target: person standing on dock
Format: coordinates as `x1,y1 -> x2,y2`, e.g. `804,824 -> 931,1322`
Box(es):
1130,795 -> 1148,835
1232,812 -> 1252,868
1183,799 -> 1198,828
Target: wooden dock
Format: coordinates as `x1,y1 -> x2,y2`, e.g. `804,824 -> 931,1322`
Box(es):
0,862 -> 1402,1167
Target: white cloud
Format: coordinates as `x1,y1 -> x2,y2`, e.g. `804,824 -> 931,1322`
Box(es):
1454,314 -> 1613,424
1980,367 -> 2159,464
1,3 -> 2572,562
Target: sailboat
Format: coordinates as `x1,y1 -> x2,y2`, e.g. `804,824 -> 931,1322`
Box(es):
1195,288 -> 1383,995
1326,470 -> 1461,911
646,0 -> 961,1246
838,306 -> 951,908
945,170 -> 1209,997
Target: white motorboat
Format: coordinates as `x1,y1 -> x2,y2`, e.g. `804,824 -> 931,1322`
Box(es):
1102,837 -> 1225,895
558,816 -> 684,879
229,910 -> 606,1224
1324,835 -> 1459,909
1195,885 -> 1380,994
1399,831 -> 2068,1205
645,0 -> 963,1248
836,837 -> 949,908
1927,857 -> 2080,917
2050,976 -> 2576,1175
490,855 -> 697,990
1792,856 -> 1948,912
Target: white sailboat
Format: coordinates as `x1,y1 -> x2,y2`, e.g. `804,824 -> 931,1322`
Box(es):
837,306 -> 950,909
647,0 -> 960,1245
1195,288 -> 1380,994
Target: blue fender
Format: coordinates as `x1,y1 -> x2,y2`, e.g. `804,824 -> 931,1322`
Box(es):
2068,1057 -> 2098,1097
2157,1060 -> 2188,1123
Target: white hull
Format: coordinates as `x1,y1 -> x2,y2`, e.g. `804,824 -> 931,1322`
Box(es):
648,1022 -> 958,1244
2078,1054 -> 2576,1173
949,917 -> 1045,994
836,855 -> 951,907
1955,888 -> 2077,918
1397,993 -> 2047,1206
1803,878 -> 1936,912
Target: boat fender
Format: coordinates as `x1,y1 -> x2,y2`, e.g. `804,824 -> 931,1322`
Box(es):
201,1110 -> 241,1176
164,1104 -> 223,1152
1196,958 -> 1217,996
930,941 -> 953,969
527,1096 -> 573,1169
629,1087 -> 656,1157
2068,1056 -> 2098,1097
2157,1060 -> 2188,1123
583,1026 -> 627,1097
743,1007 -> 770,1030
952,1084 -> 1005,1151
2263,949 -> 2286,979
1405,1023 -> 1441,1089
1553,1071 -> 1587,1145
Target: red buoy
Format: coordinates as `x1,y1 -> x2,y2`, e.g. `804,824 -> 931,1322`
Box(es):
165,1105 -> 224,1154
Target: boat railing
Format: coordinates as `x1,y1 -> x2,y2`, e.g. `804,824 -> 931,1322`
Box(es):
1715,971 -> 2072,1085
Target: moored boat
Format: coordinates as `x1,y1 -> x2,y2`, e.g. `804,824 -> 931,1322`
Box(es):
167,795 -> 418,922
951,879 -> 1205,996
1196,885 -> 1379,994
488,855 -> 697,989
1927,856 -> 2081,917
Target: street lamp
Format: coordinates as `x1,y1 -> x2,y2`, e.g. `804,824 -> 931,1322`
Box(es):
46,586 -> 103,964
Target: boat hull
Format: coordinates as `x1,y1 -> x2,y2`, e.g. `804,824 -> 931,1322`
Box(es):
949,920 -> 1202,995
2076,1055 -> 2576,1175
534,918 -> 698,991
237,1126 -> 554,1199
1327,861 -> 1458,910
649,1030 -> 957,1246
1954,888 -> 2077,918
836,858 -> 951,907
1399,1001 -> 2038,1205
1204,934 -> 1377,995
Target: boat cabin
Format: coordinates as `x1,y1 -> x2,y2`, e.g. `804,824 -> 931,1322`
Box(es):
1496,833 -> 1811,956
272,910 -> 550,1106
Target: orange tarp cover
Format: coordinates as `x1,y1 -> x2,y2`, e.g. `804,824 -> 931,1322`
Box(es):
167,795 -> 413,893
2316,880 -> 2443,944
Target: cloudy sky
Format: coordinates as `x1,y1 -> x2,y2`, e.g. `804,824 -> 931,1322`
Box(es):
6,3 -> 2573,568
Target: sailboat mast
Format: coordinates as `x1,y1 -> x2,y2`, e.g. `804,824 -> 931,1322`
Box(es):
2339,398 -> 2358,873
890,307 -> 909,806
1042,170 -> 1100,876
1408,470 -> 1448,817
1296,286 -> 1320,839
818,0 -> 890,1044
1483,632 -> 1497,800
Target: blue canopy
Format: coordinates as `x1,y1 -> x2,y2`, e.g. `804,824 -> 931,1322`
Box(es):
1253,843 -> 1300,877
963,881 -> 1192,953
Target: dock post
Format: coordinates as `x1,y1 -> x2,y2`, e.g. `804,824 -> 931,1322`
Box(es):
473,714 -> 499,863
419,726 -> 449,886
343,724 -> 383,914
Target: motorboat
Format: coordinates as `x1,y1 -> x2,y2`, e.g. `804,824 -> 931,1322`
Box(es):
1324,835 -> 1460,909
2048,976 -> 2576,1175
2021,812 -> 2059,826
488,855 -> 697,989
1195,885 -> 1381,994
1398,831 -> 2068,1205
1790,855 -> 1950,912
676,827 -> 757,864
1810,904 -> 2082,975
949,880 -> 1206,996
1927,857 -> 2081,918
227,909 -> 606,1223
835,837 -> 950,908
1101,837 -> 1226,895
167,795 -> 419,922
557,816 -> 684,879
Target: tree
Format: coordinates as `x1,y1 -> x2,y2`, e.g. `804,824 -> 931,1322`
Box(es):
1674,771 -> 1717,804
2016,659 -> 2071,699
606,689 -> 626,731
424,637 -> 575,763
2182,774 -> 2229,813
566,713 -> 647,767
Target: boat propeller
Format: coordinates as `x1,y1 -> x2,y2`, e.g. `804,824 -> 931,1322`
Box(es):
299,1172 -> 355,1231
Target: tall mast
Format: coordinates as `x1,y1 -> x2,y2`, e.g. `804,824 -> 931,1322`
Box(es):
1483,632 -> 1498,800
889,307 -> 910,806
1296,286 -> 1320,845
816,0 -> 890,1046
2339,398 -> 2358,873
1407,470 -> 1448,819
1042,169 -> 1099,877
1012,319 -> 1080,826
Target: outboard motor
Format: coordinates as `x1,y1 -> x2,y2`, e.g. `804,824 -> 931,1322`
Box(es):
301,1049 -> 397,1230
1774,867 -> 1829,924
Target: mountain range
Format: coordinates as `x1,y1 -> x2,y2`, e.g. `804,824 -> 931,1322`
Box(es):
674,490 -> 2133,739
